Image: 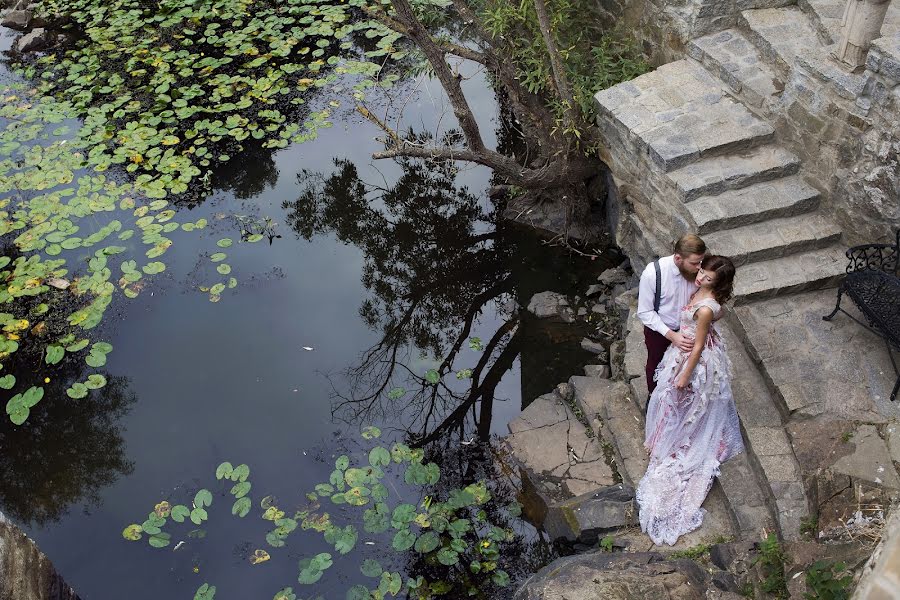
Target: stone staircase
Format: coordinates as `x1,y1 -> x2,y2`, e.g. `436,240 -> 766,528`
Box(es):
592,0 -> 900,541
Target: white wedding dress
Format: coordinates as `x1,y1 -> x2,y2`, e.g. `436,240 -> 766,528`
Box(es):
636,297 -> 744,546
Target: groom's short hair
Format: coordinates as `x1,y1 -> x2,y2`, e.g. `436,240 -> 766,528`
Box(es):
673,234 -> 706,257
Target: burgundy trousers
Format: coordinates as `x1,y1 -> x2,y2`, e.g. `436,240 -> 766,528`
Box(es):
644,327 -> 672,395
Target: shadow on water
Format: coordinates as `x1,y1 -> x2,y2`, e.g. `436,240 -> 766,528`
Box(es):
284,149 -> 619,448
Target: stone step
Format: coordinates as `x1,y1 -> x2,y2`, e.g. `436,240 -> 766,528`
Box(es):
798,0 -> 900,44
687,175 -> 821,234
732,244 -> 847,304
741,7 -> 826,78
703,212 -> 841,266
593,59 -> 775,172
687,29 -> 784,109
668,145 -> 800,202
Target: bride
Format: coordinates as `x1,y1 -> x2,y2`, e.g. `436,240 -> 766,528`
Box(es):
636,254 -> 744,546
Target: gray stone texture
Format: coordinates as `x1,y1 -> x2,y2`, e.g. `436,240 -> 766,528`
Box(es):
731,245 -> 847,303
504,394 -> 616,518
853,508 -> 900,600
543,485 -> 638,543
595,60 -> 775,172
0,511 -> 81,600
526,291 -> 575,323
514,552 -> 741,600
740,7 -> 825,77
16,27 -> 51,53
688,28 -> 784,108
668,144 -> 800,201
703,211 -> 841,266
584,364 -> 611,378
831,425 -> 900,489
733,290 -> 900,421
800,0 -> 900,46
686,175 -> 820,234
1,9 -> 31,30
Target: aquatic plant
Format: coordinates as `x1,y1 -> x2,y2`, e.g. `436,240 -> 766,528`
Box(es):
122,427 -> 519,598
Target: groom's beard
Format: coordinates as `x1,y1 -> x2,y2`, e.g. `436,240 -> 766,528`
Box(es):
678,265 -> 698,281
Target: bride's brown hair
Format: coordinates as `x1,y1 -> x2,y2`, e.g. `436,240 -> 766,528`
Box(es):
701,255 -> 735,304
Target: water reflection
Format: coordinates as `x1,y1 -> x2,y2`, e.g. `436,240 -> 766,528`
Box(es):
284,153 -> 610,446
0,245 -> 135,525
0,373 -> 135,525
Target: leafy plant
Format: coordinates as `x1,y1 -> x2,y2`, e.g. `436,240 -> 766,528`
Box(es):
121,432 -> 520,598
805,560 -> 852,600
755,533 -> 788,598
598,535 -> 614,552
669,542 -> 711,560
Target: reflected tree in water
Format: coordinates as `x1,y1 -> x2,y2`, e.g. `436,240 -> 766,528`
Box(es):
0,373 -> 135,526
284,143 -> 606,447
0,241 -> 136,525
284,149 -> 523,444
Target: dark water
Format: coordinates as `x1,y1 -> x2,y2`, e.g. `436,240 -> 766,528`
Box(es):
0,27 -> 617,599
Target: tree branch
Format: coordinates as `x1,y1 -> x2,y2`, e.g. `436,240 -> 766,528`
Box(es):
532,0 -> 581,133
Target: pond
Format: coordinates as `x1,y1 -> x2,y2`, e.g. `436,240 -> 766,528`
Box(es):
0,21 -> 618,600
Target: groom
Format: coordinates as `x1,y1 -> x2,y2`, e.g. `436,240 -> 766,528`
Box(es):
636,234 -> 706,395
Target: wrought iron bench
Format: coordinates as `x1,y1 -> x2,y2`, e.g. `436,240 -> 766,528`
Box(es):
823,230 -> 900,401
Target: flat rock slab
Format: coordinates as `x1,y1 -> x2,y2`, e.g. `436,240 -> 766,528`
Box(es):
544,484 -> 638,543
514,551 -> 738,600
734,289 -> 900,421
504,394 -> 615,519
831,425 -> 900,490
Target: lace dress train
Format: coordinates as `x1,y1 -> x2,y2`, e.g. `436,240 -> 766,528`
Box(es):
636,298 -> 744,546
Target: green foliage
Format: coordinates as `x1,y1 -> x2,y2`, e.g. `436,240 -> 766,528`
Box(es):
475,0 -> 648,143
598,535 -> 614,552
800,516 -> 818,537
805,561 -> 852,600
121,435 -> 516,598
755,533 -> 788,598
669,542 -> 711,560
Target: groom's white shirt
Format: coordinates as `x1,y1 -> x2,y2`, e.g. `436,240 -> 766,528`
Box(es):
636,255 -> 698,336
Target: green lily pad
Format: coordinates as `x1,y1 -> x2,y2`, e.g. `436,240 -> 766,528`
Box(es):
66,383 -> 88,399
122,524 -> 143,541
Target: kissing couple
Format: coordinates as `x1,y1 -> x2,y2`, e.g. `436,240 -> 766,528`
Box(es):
634,234 -> 745,546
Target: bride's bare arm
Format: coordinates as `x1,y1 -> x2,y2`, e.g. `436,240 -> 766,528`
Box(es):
675,307 -> 714,390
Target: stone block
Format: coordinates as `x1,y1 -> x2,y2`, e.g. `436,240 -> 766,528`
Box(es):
758,453 -> 800,482
831,425 -> 900,489
1,9 -> 31,30
580,338 -> 608,360
584,364 -> 611,379
543,485 -> 637,543
15,27 -> 50,53
746,426 -> 794,456
527,291 -> 574,322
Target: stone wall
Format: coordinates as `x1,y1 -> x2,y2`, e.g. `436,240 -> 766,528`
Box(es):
852,507 -> 900,599
0,512 -> 80,600
776,34 -> 900,245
